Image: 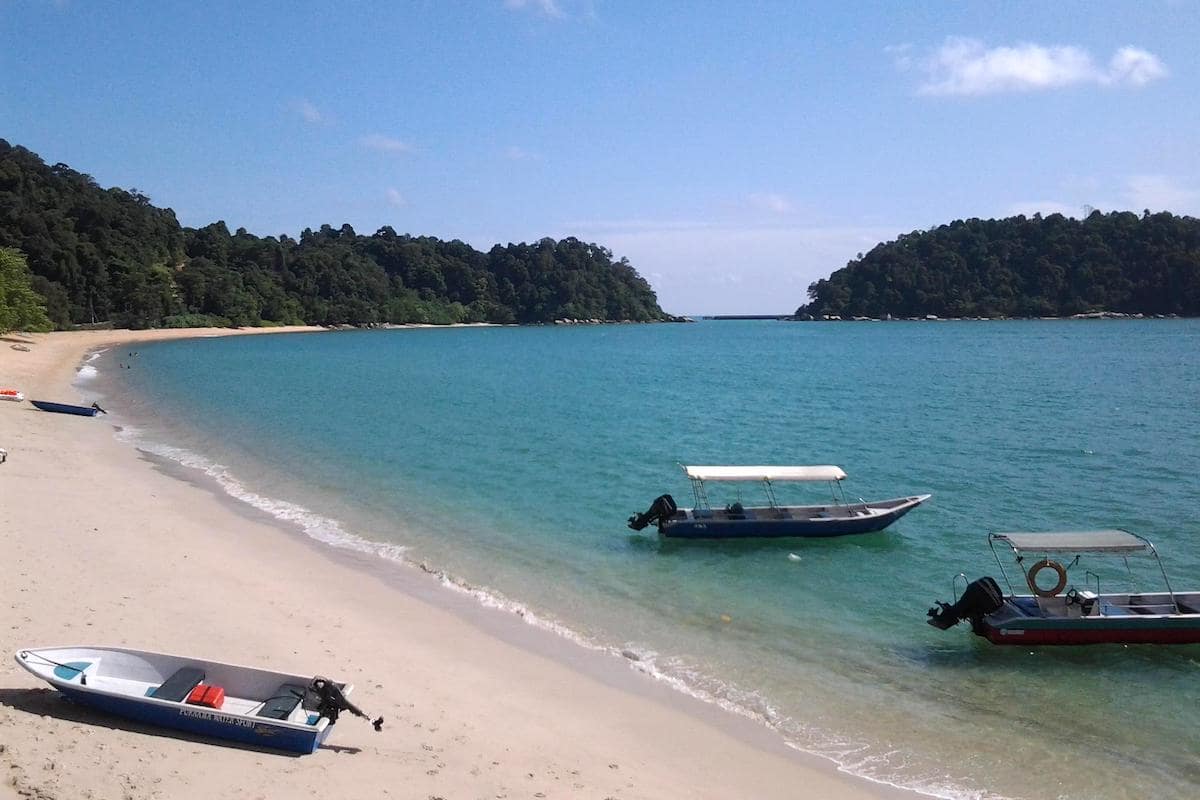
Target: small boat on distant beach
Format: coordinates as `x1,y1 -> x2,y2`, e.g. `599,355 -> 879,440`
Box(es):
628,465 -> 930,539
15,646 -> 383,754
927,530 -> 1200,645
0,389 -> 24,402
30,400 -> 105,416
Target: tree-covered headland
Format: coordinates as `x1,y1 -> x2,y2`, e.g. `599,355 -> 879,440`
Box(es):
0,139 -> 672,329
799,212 -> 1200,319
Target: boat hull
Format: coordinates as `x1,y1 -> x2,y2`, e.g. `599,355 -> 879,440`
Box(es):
979,617 -> 1200,645
15,647 -> 341,754
30,400 -> 98,416
57,685 -> 327,753
975,593 -> 1200,645
660,495 -> 928,539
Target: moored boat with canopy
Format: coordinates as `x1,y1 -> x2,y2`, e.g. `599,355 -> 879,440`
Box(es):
927,529 -> 1200,645
627,464 -> 929,539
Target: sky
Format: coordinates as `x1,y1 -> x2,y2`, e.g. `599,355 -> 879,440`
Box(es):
2,1 -> 1198,315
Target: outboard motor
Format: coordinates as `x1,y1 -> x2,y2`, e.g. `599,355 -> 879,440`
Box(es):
306,676 -> 384,731
627,494 -> 677,532
927,576 -> 1004,631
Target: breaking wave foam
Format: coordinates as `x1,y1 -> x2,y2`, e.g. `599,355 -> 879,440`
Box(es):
411,563 -> 990,799
114,425 -> 407,564
75,348 -> 109,381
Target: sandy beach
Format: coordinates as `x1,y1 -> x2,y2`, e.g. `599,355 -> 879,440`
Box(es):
0,328 -> 910,800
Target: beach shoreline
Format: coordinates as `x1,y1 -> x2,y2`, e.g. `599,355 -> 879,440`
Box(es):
0,327 -> 919,800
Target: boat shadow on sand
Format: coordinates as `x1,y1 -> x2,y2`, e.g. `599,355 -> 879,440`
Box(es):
0,687 -> 362,756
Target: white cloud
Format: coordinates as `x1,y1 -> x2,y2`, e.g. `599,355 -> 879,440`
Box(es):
503,0 -> 563,17
908,37 -> 1168,96
1126,175 -> 1199,213
748,192 -> 794,214
561,218 -> 719,233
1108,47 -> 1169,86
560,220 -> 898,315
291,99 -> 323,124
385,188 -> 406,207
884,43 -> 913,71
504,145 -> 540,161
360,134 -> 413,153
997,176 -> 1200,220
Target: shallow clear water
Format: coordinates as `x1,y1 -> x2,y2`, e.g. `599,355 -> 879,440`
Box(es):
94,321 -> 1200,799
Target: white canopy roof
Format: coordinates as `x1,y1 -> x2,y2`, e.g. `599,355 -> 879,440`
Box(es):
992,530 -> 1149,554
683,465 -> 847,483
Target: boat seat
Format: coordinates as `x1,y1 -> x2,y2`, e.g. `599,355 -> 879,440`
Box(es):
151,667 -> 206,702
1006,598 -> 1038,617
257,683 -> 307,720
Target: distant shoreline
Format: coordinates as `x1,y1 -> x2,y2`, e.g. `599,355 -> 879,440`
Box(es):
700,312 -> 1189,322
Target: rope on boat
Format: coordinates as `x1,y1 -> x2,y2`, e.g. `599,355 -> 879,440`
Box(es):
18,650 -> 88,685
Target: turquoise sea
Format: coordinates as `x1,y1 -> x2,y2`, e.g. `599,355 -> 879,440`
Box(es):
90,320 -> 1200,800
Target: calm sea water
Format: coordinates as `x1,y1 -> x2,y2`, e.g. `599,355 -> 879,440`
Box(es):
92,321 -> 1200,800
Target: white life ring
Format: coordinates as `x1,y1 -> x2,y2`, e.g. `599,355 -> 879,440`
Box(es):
1026,559 -> 1068,598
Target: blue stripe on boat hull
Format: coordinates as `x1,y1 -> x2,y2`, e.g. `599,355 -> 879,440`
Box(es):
58,687 -> 325,754
662,504 -> 917,539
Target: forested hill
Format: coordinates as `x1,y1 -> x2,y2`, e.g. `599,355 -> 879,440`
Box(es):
798,212 -> 1200,319
0,139 -> 671,328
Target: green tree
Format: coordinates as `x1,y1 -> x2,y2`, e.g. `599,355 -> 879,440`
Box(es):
0,138 -> 672,328
0,248 -> 52,333
798,212 -> 1200,318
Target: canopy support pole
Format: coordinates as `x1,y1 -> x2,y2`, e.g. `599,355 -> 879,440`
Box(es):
763,479 -> 778,508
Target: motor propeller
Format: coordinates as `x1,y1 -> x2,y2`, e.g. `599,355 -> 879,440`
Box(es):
308,676 -> 384,731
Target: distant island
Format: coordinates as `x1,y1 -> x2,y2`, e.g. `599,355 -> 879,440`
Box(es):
797,212 -> 1200,320
0,139 -> 673,330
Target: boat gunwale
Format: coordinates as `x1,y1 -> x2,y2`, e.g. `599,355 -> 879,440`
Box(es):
991,597 -> 1200,625
674,493 -> 930,518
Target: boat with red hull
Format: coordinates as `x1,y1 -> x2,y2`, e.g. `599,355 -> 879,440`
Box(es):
927,530 -> 1200,646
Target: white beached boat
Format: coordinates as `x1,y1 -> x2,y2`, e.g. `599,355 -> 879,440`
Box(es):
15,646 -> 382,753
628,465 -> 930,539
0,388 -> 24,402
